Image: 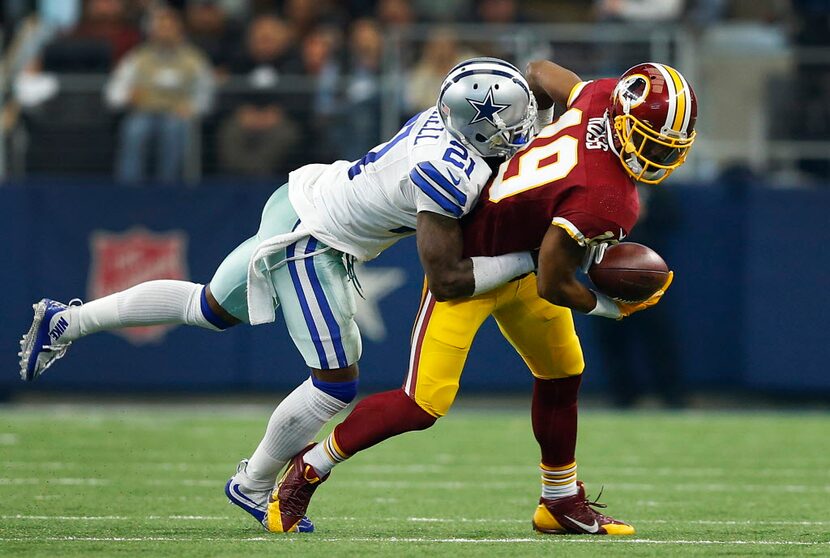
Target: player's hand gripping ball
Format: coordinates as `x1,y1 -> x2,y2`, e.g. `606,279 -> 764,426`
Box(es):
588,243 -> 673,317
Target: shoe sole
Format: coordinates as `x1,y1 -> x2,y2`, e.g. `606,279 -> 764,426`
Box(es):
532,519 -> 635,536
19,301 -> 48,381
532,520 -> 569,535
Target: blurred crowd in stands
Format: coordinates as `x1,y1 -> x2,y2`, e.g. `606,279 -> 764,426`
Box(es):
0,0 -> 828,183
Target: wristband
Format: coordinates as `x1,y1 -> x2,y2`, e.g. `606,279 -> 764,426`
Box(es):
587,290 -> 622,319
471,252 -> 535,296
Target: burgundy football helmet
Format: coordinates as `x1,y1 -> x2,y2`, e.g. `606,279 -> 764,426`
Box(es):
609,63 -> 697,184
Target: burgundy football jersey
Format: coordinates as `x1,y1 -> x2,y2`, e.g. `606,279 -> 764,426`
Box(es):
462,79 -> 640,257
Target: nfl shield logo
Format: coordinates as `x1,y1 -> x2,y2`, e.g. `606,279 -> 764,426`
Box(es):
88,228 -> 189,345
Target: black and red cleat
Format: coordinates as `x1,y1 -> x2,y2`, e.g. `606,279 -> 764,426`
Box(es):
532,481 -> 635,535
262,444 -> 327,533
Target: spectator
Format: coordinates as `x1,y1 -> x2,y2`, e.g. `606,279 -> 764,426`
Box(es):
376,0 -> 419,68
284,0 -> 324,40
106,7 -> 214,184
212,0 -> 251,22
338,18 -> 383,160
122,0 -> 155,25
413,0 -> 473,22
219,13 -> 302,175
185,0 -> 238,71
406,27 -> 478,112
477,0 -> 522,23
595,0 -> 685,23
342,0 -> 378,19
377,0 -> 416,26
229,14 -> 299,83
300,26 -> 340,105
473,0 -> 524,59
592,0 -> 685,75
348,18 -> 382,84
686,0 -> 727,28
217,96 -> 301,176
68,0 -> 141,65
296,27 -> 341,162
3,3 -> 83,177
5,1 -> 81,77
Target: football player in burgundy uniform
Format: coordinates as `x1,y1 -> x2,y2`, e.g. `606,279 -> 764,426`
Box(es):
268,61 -> 697,535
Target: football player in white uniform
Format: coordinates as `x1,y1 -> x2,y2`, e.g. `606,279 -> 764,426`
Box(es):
18,58 -> 546,532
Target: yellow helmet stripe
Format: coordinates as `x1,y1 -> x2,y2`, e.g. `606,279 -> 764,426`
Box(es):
677,68 -> 693,134
652,63 -> 677,132
665,65 -> 689,134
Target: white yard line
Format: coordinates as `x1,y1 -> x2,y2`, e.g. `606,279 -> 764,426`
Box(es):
2,515 -> 828,527
159,515 -> 232,521
0,478 -> 111,486
1,514 -> 264,522
0,536 -> 825,546
0,514 -> 132,521
3,461 -> 230,471
406,517 -> 830,526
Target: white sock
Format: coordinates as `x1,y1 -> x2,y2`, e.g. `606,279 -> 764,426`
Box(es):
304,432 -> 348,476
541,461 -> 578,499
243,378 -> 348,489
58,280 -> 220,342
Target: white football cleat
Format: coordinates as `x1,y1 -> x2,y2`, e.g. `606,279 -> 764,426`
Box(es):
225,459 -> 272,524
19,298 -> 81,382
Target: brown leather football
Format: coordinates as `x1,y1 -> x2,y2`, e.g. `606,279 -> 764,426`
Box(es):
588,243 -> 669,302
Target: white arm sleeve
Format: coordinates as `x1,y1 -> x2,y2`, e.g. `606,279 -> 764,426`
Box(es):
410,159 -> 476,219
471,252 -> 535,296
535,105 -> 554,133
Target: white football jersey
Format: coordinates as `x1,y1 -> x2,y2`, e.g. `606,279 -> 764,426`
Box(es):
288,108 -> 493,261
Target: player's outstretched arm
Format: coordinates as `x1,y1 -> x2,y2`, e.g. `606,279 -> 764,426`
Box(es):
416,211 -> 535,302
536,225 -> 672,319
535,224 -> 598,313
525,60 -> 582,110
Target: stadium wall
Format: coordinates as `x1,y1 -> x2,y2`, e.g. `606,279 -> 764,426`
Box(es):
2,182 -> 828,396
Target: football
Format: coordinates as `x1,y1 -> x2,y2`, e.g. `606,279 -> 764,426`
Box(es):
588,242 -> 669,302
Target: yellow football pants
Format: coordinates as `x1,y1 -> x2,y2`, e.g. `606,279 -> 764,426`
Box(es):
403,273 -> 585,417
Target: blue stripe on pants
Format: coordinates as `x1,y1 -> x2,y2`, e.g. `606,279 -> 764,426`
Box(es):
303,238 -> 349,368
286,240 -> 329,368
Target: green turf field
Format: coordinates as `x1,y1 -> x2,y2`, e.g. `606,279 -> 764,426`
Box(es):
1,404 -> 828,557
